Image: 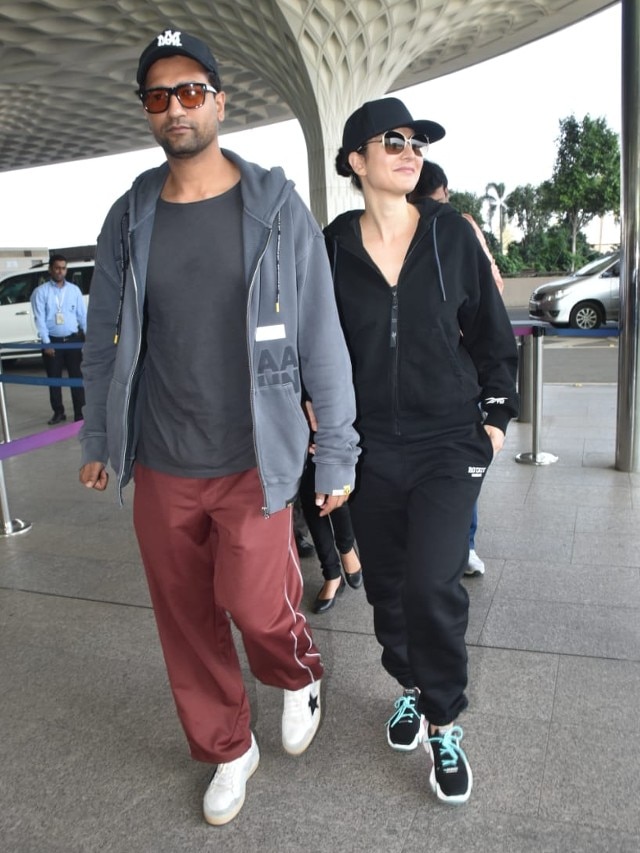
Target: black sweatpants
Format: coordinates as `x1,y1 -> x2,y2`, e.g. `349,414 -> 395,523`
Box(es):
349,422 -> 494,726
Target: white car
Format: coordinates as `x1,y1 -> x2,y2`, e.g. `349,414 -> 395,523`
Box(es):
528,253 -> 620,330
0,261 -> 94,359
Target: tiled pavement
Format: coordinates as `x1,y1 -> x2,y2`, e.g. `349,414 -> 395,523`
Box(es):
1,367 -> 639,853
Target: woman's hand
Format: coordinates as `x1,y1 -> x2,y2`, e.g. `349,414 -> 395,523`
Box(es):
483,425 -> 505,456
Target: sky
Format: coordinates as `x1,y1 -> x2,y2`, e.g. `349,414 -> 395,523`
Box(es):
0,2 -> 622,249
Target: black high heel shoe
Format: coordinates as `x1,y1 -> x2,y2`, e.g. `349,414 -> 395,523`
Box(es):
340,548 -> 363,589
344,567 -> 363,589
312,577 -> 345,613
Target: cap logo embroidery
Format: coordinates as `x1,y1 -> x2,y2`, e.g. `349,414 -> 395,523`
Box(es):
157,29 -> 182,47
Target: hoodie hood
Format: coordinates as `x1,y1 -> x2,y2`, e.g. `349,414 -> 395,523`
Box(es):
324,197 -> 454,250
126,150 -> 294,231
325,198 -> 456,302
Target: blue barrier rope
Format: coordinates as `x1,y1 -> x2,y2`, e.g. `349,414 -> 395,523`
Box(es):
0,326 -> 620,395
543,326 -> 620,337
0,375 -> 83,387
0,340 -> 85,387
0,340 -> 83,350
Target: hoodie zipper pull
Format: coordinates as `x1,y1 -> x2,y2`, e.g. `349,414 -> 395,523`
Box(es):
390,287 -> 398,348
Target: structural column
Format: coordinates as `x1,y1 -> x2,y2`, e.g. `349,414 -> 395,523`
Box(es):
616,0 -> 640,471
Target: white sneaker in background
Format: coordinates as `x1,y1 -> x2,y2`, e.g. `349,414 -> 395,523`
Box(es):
465,549 -> 485,576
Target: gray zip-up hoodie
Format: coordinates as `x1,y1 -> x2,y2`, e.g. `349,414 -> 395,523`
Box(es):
80,151 -> 359,513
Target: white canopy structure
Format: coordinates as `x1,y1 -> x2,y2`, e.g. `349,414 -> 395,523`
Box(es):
2,1 -> 638,471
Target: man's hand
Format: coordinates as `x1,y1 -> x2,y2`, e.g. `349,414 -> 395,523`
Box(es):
304,400 -> 318,432
315,492 -> 349,517
79,462 -> 109,491
43,347 -> 55,357
306,401 -> 352,514
483,425 -> 505,456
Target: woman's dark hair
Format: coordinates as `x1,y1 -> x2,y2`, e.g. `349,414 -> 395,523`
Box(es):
335,147 -> 362,191
408,160 -> 448,202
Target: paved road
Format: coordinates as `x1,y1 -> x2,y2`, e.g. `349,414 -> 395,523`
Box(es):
508,307 -> 619,384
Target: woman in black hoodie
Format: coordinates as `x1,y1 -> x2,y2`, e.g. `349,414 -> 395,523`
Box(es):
324,98 -> 518,805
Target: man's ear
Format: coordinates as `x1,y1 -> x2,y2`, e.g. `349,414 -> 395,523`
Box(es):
215,91 -> 226,122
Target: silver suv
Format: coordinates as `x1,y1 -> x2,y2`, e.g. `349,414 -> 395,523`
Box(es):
0,260 -> 94,359
528,253 -> 620,330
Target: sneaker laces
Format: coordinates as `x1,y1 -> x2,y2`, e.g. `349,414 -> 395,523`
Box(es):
209,763 -> 236,798
386,692 -> 420,727
210,745 -> 252,795
283,685 -> 317,723
429,725 -> 465,767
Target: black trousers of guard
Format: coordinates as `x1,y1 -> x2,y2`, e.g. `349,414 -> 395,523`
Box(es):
349,422 -> 493,727
44,334 -> 85,419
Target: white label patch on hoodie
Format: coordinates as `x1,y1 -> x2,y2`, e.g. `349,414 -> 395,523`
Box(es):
256,324 -> 285,341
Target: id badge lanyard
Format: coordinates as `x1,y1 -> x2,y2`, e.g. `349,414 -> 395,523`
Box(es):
53,282 -> 65,325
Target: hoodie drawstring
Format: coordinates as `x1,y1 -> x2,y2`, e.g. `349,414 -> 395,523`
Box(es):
432,216 -> 446,302
275,211 -> 281,313
114,206 -> 130,344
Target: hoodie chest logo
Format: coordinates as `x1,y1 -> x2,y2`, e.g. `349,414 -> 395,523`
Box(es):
257,345 -> 300,393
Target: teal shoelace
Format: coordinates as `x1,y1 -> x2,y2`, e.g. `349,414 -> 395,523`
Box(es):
386,693 -> 420,727
429,725 -> 466,766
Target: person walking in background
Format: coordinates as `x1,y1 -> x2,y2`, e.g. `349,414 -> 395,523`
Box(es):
327,98 -> 518,804
293,498 -> 317,559
409,160 -> 506,577
410,160 -> 504,293
78,29 -> 358,826
30,253 -> 86,424
299,400 -> 362,613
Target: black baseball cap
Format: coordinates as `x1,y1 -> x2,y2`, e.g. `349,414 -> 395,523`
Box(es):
342,97 -> 445,153
137,28 -> 220,88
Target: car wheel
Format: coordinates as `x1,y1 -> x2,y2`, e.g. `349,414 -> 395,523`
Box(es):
569,301 -> 603,330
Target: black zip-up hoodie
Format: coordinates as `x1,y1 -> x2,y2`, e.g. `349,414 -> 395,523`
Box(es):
324,198 -> 519,440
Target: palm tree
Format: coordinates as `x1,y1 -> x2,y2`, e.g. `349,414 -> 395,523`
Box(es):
483,182 -> 508,253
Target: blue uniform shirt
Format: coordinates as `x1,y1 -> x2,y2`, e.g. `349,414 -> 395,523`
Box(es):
30,279 -> 87,344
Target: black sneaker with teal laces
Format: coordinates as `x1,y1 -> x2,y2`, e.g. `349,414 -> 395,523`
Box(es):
386,688 -> 426,751
425,725 -> 473,804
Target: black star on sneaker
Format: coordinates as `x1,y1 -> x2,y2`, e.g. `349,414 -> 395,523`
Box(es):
282,680 -> 322,755
425,725 -> 473,805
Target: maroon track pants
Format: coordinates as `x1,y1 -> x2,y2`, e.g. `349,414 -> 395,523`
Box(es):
132,464 -> 323,763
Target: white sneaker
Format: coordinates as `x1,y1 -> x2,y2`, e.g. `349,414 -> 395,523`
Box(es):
203,733 -> 259,826
465,549 -> 485,576
282,679 -> 322,755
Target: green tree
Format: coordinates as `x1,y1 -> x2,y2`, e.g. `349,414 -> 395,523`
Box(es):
505,183 -> 551,238
507,222 -> 594,274
448,190 -> 484,224
546,114 -> 620,269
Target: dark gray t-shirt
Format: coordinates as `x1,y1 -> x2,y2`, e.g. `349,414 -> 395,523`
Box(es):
137,183 -> 256,477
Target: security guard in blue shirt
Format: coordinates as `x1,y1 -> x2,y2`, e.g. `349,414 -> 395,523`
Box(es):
30,253 -> 87,424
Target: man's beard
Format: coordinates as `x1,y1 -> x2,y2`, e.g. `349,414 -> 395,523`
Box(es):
154,120 -> 217,159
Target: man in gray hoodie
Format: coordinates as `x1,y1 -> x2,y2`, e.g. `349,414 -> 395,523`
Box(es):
78,29 -> 358,826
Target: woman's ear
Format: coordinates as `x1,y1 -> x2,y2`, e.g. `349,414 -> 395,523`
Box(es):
348,150 -> 366,176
